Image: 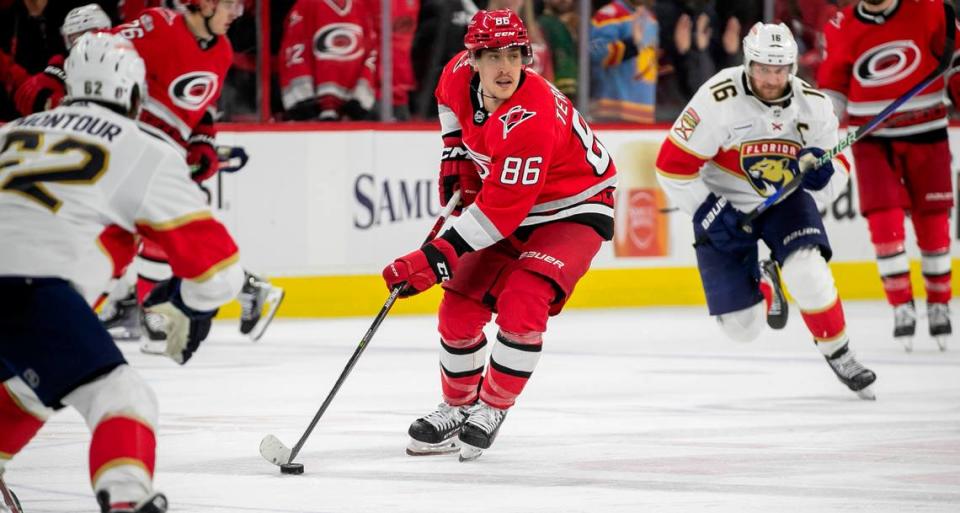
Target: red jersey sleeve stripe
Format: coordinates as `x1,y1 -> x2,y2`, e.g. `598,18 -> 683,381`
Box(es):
656,137 -> 708,178
135,216 -> 239,282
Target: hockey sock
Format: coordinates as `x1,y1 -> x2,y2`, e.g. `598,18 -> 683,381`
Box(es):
759,280 -> 773,313
480,330 -> 543,410
0,379 -> 51,469
439,334 -> 487,406
781,247 -> 849,356
61,365 -> 158,505
867,208 -> 912,306
913,210 -> 952,304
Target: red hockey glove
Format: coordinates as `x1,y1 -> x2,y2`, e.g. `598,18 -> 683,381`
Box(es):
187,116 -> 218,183
382,238 -> 459,298
439,134 -> 482,215
13,55 -> 66,115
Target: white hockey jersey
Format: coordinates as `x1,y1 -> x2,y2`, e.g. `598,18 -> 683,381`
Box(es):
655,66 -> 851,216
0,102 -> 242,309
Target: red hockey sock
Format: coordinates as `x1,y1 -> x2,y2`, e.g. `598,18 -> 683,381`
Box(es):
0,383 -> 46,462
867,209 -> 912,306
913,210 -> 952,304
439,335 -> 487,406
89,416 -> 156,489
480,330 -> 543,410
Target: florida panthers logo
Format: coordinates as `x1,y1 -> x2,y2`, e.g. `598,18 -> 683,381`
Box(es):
854,40 -> 921,87
314,23 -> 364,61
499,105 -> 536,139
740,140 -> 800,197
168,72 -> 219,110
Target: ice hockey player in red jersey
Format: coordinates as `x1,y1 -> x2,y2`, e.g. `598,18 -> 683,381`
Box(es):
817,0 -> 958,352
12,3 -> 112,116
656,23 -> 877,400
103,0 -> 284,343
279,0 -> 378,121
381,9 -> 617,461
0,33 -> 243,513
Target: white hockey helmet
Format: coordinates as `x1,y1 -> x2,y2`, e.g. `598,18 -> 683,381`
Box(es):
742,22 -> 798,76
64,33 -> 146,116
61,4 -> 112,49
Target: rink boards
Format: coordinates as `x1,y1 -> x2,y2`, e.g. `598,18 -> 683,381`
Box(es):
210,126 -> 960,317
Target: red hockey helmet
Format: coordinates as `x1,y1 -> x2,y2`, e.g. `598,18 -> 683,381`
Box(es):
464,9 -> 533,64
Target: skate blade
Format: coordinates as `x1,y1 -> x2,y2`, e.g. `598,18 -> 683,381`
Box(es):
855,385 -> 876,401
895,336 -> 913,353
139,340 -> 166,356
934,335 -> 949,352
406,438 -> 460,456
107,327 -> 142,341
248,288 -> 285,342
458,444 -> 483,462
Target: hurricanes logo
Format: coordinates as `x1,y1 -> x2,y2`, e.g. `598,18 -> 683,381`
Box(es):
168,72 -> 218,110
740,140 -> 800,197
499,105 -> 536,139
314,23 -> 363,61
854,40 -> 921,87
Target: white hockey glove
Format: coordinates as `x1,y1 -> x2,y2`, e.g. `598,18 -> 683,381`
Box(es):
143,279 -> 217,364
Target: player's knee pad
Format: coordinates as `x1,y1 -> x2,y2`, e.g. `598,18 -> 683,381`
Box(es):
865,208 -> 905,252
61,365 -> 158,503
438,290 -> 492,346
715,302 -> 765,343
781,246 -> 837,310
0,377 -> 53,468
912,209 -> 951,252
495,270 -> 556,335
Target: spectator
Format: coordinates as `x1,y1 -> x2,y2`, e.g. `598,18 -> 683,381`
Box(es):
538,0 -> 578,99
774,0 -> 848,83
278,0 -> 377,121
655,0 -> 741,122
410,0 -> 478,119
487,0 -> 554,81
590,0 -> 658,123
373,0 -> 419,120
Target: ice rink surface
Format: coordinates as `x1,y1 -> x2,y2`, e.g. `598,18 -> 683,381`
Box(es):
5,301 -> 960,513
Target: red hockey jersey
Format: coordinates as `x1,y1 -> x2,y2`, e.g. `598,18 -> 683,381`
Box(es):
113,8 -> 232,146
437,51 -> 617,252
279,0 -> 377,116
817,0 -> 959,137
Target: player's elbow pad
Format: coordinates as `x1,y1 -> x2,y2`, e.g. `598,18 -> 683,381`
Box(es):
180,260 -> 244,311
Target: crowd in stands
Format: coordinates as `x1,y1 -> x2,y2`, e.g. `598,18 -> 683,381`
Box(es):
0,0 -> 864,123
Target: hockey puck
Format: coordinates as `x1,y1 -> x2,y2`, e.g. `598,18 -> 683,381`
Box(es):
280,463 -> 304,475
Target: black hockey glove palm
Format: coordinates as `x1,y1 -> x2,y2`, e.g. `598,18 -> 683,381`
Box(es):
693,193 -> 755,253
797,147 -> 835,191
143,278 -> 217,365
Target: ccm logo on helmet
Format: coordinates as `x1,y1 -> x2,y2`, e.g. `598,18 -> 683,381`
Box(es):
313,22 -> 364,61
854,40 -> 921,87
168,71 -> 219,110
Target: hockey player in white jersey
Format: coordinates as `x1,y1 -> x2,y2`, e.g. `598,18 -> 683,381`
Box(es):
0,33 -> 243,512
655,22 -> 877,399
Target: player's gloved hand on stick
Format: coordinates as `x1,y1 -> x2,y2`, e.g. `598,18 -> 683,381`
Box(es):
693,193 -> 755,252
14,55 -> 66,115
143,278 -> 217,364
796,147 -> 834,191
382,238 -> 459,297
187,114 -> 219,182
439,134 -> 482,215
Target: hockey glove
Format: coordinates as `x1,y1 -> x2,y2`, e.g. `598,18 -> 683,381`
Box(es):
439,134 -> 482,215
382,238 -> 459,297
187,113 -> 219,183
797,147 -> 834,191
13,55 -> 66,115
693,193 -> 755,253
143,278 -> 217,365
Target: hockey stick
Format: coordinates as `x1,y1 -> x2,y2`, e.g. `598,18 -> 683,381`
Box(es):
0,475 -> 22,513
697,0 -> 956,243
259,191 -> 462,474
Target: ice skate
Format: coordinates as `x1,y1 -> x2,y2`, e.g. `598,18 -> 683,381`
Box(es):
458,401 -> 508,462
406,402 -> 467,456
892,301 -> 916,352
238,271 -> 285,342
825,344 -> 877,400
97,490 -> 167,513
927,302 -> 951,351
99,286 -> 142,341
760,259 -> 788,329
0,475 -> 22,513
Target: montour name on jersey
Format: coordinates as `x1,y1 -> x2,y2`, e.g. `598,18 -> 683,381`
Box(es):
14,111 -> 124,142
